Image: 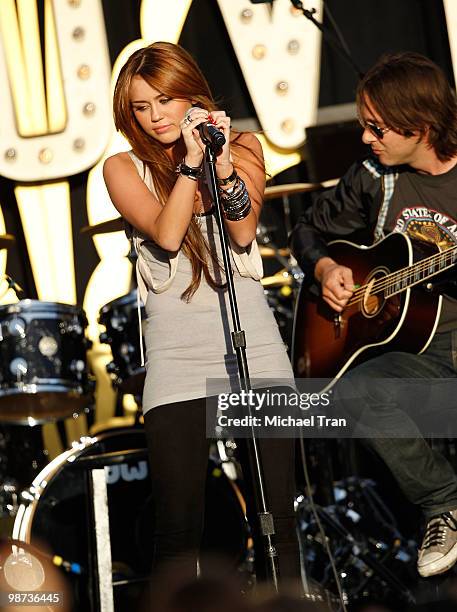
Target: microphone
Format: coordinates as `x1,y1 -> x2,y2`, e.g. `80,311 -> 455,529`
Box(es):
185,107 -> 226,149
198,122 -> 226,148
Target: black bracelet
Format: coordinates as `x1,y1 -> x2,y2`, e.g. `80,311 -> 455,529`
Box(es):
224,200 -> 250,216
220,175 -> 251,221
176,160 -> 202,180
221,177 -> 243,197
217,167 -> 237,186
221,190 -> 247,207
224,201 -> 252,221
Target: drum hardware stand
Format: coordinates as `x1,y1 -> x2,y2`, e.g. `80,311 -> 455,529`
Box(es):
74,447 -> 149,612
257,225 -> 291,270
204,141 -> 281,591
281,194 -> 293,239
256,224 -> 303,293
297,480 -> 417,607
0,274 -> 23,297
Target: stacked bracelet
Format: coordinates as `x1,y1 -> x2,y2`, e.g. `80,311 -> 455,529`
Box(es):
217,167 -> 237,186
219,176 -> 252,221
175,160 -> 202,181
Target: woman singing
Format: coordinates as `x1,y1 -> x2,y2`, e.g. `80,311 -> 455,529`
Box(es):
104,42 -> 300,595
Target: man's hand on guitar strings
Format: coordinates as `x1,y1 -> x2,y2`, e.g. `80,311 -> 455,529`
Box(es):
315,257 -> 355,312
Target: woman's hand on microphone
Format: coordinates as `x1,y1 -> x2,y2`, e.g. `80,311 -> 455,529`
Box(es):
180,106 -> 208,166
208,110 -> 231,160
208,110 -> 232,178
180,107 -> 232,175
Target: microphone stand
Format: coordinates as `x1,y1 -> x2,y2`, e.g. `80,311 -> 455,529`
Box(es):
289,0 -> 363,78
203,141 -> 280,591
248,1 -> 363,77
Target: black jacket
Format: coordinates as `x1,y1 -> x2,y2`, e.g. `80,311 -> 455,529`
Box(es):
290,157 -> 399,283
289,156 -> 457,301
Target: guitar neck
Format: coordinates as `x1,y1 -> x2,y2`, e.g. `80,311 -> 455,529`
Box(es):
385,244 -> 457,297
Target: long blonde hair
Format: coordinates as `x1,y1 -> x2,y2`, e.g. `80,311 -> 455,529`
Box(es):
114,42 -> 247,300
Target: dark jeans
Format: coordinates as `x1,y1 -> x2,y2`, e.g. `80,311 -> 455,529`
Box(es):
340,330 -> 457,519
143,394 -> 300,584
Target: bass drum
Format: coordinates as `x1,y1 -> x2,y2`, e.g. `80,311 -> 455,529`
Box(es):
13,428 -> 249,611
0,300 -> 94,423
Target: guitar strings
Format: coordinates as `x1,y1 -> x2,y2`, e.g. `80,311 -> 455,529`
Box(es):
344,245 -> 457,308
375,247 -> 457,294
347,247 -> 457,306
347,252 -> 455,306
360,250 -> 455,298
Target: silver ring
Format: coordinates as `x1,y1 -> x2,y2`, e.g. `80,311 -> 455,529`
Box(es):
184,114 -> 192,126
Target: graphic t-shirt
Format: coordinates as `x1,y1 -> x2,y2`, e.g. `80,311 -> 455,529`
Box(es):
385,163 -> 457,332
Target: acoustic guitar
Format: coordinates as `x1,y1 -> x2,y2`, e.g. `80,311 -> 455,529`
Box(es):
292,231 -> 457,383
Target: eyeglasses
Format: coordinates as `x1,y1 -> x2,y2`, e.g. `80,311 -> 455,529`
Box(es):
358,118 -> 391,140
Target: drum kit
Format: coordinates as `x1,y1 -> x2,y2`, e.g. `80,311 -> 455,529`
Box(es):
0,300 -> 94,424
0,183 -> 320,609
0,270 -> 248,607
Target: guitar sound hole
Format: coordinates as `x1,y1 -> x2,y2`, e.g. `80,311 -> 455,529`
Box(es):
361,268 -> 388,318
364,294 -> 381,315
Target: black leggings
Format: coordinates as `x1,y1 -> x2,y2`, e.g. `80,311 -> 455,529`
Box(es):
143,395 -> 300,583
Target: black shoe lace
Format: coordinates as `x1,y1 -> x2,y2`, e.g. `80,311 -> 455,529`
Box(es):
423,512 -> 457,550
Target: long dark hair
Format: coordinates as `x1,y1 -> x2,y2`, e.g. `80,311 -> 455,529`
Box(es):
357,51 -> 457,161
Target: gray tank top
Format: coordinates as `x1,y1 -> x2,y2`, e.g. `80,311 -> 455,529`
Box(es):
125,152 -> 295,412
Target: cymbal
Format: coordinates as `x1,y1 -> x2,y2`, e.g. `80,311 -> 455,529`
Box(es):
261,270 -> 292,288
81,217 -> 123,236
264,179 -> 338,200
259,246 -> 290,258
0,234 -> 15,250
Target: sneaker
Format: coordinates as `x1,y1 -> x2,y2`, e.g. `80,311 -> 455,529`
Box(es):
417,509 -> 457,577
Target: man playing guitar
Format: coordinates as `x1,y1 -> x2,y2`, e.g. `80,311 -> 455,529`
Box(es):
291,51 -> 457,578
